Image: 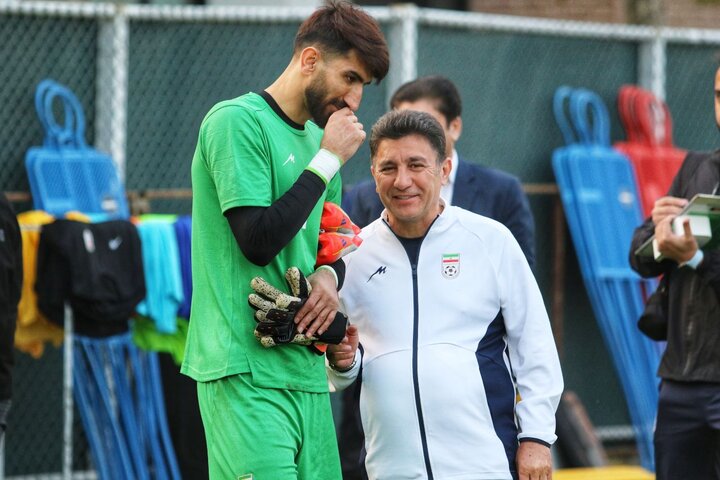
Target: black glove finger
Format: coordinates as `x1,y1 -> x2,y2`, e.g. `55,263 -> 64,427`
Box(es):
257,309 -> 298,344
285,267 -> 311,299
265,308 -> 296,324
317,312 -> 349,345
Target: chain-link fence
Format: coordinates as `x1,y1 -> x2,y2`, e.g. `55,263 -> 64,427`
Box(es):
3,2 -> 720,477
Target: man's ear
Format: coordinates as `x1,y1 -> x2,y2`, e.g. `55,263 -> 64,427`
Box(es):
300,47 -> 320,75
441,157 -> 452,183
370,164 -> 381,193
448,116 -> 462,143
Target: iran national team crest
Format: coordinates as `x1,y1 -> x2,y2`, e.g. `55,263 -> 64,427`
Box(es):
442,253 -> 460,279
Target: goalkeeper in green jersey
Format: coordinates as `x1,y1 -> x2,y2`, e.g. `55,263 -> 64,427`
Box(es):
180,2 -> 388,479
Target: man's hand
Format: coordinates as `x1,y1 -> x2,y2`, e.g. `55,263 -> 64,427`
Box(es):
652,196 -> 688,225
327,324 -> 359,371
654,215 -> 699,264
295,267 -> 339,338
249,267 -> 347,348
320,107 -> 365,163
516,441 -> 552,480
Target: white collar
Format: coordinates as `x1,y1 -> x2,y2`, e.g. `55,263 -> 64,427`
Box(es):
447,149 -> 459,185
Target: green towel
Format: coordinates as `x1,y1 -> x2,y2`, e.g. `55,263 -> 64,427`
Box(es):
132,316 -> 189,365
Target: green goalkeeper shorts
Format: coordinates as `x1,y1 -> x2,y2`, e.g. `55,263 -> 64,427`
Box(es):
197,372 -> 342,480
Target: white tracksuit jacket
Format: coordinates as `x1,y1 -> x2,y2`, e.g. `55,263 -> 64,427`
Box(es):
328,205 -> 563,480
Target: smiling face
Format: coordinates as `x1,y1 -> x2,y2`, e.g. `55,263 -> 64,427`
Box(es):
303,49 -> 371,127
371,134 -> 450,238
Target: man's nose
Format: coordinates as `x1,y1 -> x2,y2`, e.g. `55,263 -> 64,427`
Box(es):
393,166 -> 412,189
344,84 -> 363,112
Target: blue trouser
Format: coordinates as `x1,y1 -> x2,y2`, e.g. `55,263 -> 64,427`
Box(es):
655,380 -> 720,480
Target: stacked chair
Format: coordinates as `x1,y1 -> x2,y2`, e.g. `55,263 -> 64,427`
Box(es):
552,86 -> 661,471
614,85 -> 686,218
25,79 -> 179,479
26,79 -> 129,220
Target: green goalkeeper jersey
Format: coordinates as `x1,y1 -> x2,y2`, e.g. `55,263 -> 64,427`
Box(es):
182,92 -> 342,391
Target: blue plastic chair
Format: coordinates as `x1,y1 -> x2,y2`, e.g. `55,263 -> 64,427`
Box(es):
27,81 -> 178,479
73,333 -> 180,480
552,86 -> 661,471
25,79 -> 129,219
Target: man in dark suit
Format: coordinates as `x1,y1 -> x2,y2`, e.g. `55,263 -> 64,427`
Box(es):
338,75 -> 536,479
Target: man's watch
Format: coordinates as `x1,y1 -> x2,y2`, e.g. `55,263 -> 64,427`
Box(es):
329,356 -> 357,373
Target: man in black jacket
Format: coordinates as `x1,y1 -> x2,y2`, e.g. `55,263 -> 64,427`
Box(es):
629,66 -> 720,479
0,194 -> 22,451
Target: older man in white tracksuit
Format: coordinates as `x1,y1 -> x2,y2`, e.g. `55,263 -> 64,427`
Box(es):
326,110 -> 563,480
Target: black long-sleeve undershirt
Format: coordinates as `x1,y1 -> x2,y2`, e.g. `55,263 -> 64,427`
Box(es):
224,169 -> 345,288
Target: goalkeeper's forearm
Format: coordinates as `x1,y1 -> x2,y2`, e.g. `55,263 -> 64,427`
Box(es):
225,170 -> 325,266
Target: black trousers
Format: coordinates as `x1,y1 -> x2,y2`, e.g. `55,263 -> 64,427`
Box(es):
655,380 -> 720,480
339,382 -> 366,480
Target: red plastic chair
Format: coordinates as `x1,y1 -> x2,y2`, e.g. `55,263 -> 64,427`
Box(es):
615,85 -> 685,218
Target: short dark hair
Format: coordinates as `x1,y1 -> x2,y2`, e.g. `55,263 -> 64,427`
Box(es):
370,110 -> 446,164
294,1 -> 389,83
390,75 -> 462,122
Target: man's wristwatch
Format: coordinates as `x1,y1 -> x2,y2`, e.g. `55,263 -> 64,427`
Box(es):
329,356 -> 357,373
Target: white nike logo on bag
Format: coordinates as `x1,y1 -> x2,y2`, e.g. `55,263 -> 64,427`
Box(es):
283,153 -> 295,166
108,236 -> 122,250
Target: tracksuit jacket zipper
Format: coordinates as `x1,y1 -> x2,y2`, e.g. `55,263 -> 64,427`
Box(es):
387,217 -> 440,479
410,260 -> 434,479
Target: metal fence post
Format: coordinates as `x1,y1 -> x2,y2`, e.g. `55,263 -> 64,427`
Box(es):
96,5 -> 129,182
638,32 -> 666,100
386,3 -> 418,108
62,303 -> 74,480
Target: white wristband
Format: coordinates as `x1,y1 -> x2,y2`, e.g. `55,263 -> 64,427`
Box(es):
681,249 -> 704,269
314,264 -> 339,289
306,149 -> 342,185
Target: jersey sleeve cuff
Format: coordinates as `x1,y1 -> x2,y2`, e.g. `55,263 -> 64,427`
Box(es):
314,264 -> 339,289
306,149 -> 342,185
518,437 -> 552,448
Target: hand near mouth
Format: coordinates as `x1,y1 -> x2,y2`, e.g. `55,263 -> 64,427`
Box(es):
320,107 -> 366,164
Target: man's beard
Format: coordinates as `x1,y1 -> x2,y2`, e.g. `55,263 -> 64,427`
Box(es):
305,74 -> 347,128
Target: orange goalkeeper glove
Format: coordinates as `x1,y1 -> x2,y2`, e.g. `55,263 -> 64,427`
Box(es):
317,202 -> 362,266
317,232 -> 362,266
320,202 -> 361,235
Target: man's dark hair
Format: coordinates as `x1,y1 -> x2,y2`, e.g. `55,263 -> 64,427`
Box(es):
390,75 -> 462,122
370,110 -> 446,164
294,1 -> 389,83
